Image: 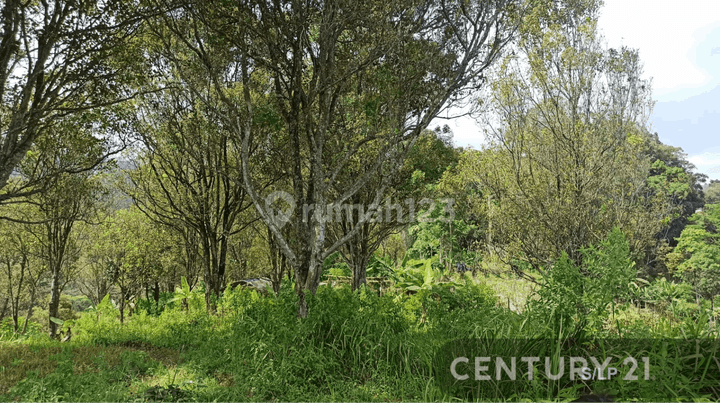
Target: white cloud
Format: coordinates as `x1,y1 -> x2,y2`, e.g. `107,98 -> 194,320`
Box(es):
688,149 -> 720,181
598,0 -> 720,100
438,1 -> 720,157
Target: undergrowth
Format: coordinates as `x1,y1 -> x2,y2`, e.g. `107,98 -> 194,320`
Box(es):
2,271 -> 719,402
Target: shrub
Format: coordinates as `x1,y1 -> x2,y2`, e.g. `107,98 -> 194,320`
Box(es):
529,227 -> 636,337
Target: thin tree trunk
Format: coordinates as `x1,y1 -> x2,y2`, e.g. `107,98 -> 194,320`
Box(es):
201,234 -> 224,314
119,291 -> 125,324
487,194 -> 493,257
21,284 -> 36,335
268,225 -> 287,294
6,260 -> 19,332
153,281 -> 160,312
351,259 -> 368,291
4,260 -> 19,331
0,296 -> 8,320
48,268 -> 62,339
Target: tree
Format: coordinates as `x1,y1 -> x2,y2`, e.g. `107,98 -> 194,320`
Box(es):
156,0 -> 523,316
640,132 -> 707,276
87,207 -> 172,322
328,127 -> 459,290
667,204 -> 720,308
643,131 -> 706,245
706,181 -> 720,205
529,227 -> 635,334
0,0 -> 147,202
473,0 -> 671,272
126,84 -> 258,312
13,120 -> 109,338
432,148 -> 490,265
0,204 -> 46,333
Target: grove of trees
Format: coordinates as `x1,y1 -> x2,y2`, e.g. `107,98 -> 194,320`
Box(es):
1,0 -> 717,342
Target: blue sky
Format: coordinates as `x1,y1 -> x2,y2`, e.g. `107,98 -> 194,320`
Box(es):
444,0 -> 720,182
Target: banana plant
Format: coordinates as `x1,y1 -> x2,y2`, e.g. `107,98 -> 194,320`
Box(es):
168,276 -> 192,311
396,256 -> 448,292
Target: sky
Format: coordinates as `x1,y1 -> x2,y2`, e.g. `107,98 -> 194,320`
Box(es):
443,0 -> 720,182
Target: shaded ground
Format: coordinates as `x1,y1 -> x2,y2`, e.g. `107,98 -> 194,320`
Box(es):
0,342 -> 182,399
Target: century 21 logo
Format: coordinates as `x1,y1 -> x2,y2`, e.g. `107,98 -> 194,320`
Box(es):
450,356 -> 652,381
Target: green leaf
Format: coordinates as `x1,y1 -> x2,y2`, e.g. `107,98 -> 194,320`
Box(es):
181,276 -> 190,295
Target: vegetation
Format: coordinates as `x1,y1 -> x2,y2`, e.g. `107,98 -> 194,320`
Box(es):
1,0 -> 720,403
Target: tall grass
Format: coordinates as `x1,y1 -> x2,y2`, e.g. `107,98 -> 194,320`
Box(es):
2,270 -> 719,402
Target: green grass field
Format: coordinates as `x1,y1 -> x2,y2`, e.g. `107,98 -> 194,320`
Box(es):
2,271 -> 719,403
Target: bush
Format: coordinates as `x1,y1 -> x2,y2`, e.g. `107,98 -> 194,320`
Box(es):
30,294 -> 80,333
528,227 -> 636,337
135,292 -> 177,316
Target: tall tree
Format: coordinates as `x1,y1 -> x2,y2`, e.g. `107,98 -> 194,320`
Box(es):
473,0 -> 672,272
156,0 -> 523,316
328,127 -> 459,290
0,0 -> 147,202
127,85 -> 258,311
643,131 -> 706,244
639,131 -> 707,275
12,118 -> 109,338
667,204 -> 720,308
706,180 -> 720,205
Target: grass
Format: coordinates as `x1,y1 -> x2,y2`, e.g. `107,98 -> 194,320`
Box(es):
1,271 -> 719,402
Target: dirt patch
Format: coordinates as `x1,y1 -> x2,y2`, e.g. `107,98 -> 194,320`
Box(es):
479,275 -> 539,314
214,372 -> 235,387
0,342 -> 182,395
0,345 -> 62,394
118,342 -> 183,367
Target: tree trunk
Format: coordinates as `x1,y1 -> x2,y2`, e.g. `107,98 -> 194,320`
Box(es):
5,259 -> 23,332
202,234 -> 227,314
119,291 -> 125,324
48,269 -> 62,339
351,256 -> 369,291
487,194 -> 493,257
268,225 -> 287,294
296,289 -> 308,318
22,285 -> 36,335
153,281 -> 160,312
293,257 -> 322,318
0,296 -> 8,321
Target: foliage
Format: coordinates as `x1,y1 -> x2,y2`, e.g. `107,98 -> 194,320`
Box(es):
642,277 -> 695,307
2,0 -> 720,404
529,228 -> 636,335
667,204 -> 720,300
393,256 -> 447,293
84,207 -> 174,322
0,0 -> 145,201
126,79 -> 255,310
706,181 -> 720,205
5,277 -> 720,402
327,127 -> 460,291
638,134 -> 707,276
30,295 -> 81,334
473,1 -> 672,273
157,0 -> 523,317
